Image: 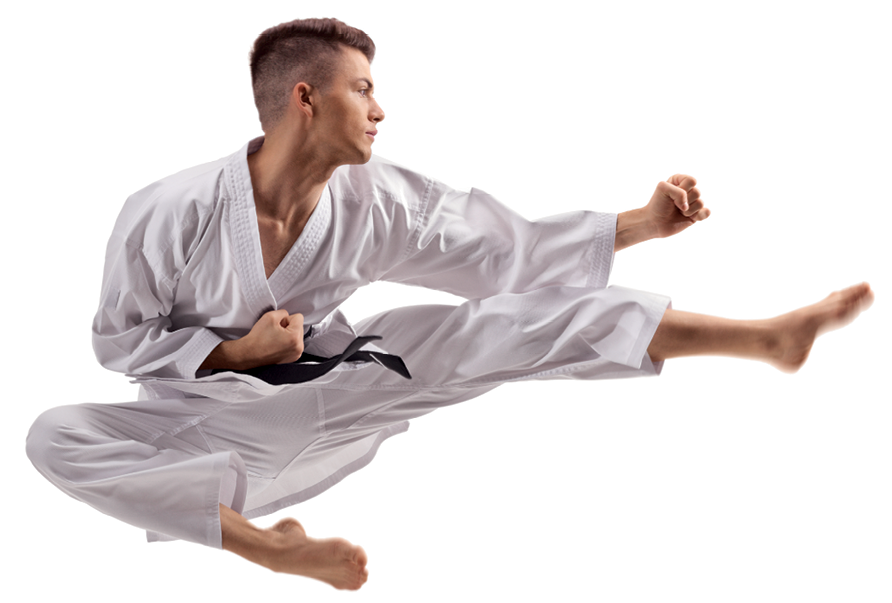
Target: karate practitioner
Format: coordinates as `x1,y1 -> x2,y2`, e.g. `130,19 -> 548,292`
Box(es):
26,18 -> 874,591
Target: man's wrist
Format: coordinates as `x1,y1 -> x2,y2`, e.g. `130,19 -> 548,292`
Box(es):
614,208 -> 657,252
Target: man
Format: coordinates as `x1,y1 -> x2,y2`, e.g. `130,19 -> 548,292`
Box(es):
25,18 -> 873,591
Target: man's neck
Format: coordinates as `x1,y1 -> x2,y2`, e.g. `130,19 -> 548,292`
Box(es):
247,132 -> 338,226
248,131 -> 345,278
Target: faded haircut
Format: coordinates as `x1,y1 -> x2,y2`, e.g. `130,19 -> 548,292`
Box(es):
250,18 -> 376,132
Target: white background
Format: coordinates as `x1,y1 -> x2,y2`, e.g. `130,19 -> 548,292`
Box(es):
3,0 -> 890,601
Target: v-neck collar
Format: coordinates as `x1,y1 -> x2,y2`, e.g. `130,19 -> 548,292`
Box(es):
223,137 -> 332,317
267,184 -> 331,298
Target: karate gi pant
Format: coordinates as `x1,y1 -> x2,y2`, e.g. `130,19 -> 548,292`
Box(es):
26,285 -> 670,549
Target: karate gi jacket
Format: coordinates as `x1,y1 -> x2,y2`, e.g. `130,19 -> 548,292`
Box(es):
93,137 -> 623,395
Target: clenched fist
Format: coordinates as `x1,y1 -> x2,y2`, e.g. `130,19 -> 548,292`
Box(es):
199,309 -> 306,371
645,174 -> 711,239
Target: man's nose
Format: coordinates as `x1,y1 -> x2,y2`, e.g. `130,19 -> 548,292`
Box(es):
371,100 -> 385,123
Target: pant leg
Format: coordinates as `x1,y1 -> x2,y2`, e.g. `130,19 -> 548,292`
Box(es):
238,285 -> 670,518
342,284 -> 670,389
25,397 -> 247,549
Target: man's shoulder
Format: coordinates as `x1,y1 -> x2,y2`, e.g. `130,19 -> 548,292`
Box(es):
126,154 -> 230,215
329,155 -> 437,207
112,153 -> 231,244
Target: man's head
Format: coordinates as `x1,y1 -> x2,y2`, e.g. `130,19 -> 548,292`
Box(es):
250,18 -> 376,132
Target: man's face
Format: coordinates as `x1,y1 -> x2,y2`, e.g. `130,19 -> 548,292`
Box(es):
313,46 -> 385,165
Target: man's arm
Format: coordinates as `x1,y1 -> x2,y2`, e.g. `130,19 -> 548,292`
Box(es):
375,182 -> 617,295
344,162 -> 708,299
95,245 -> 307,377
198,310 -> 306,371
614,174 -> 711,252
93,235 -> 225,380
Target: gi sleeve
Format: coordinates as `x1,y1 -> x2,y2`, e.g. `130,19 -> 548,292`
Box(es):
92,230 -> 223,381
378,181 -> 617,298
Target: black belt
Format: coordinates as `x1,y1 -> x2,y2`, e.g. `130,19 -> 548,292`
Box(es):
212,335 -> 411,385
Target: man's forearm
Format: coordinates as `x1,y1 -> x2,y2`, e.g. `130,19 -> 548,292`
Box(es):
199,339 -> 251,371
614,208 -> 658,252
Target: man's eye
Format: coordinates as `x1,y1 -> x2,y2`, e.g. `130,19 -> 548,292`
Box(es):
359,89 -> 368,97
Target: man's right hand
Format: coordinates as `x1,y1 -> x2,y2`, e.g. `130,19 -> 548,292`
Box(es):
199,309 -> 305,371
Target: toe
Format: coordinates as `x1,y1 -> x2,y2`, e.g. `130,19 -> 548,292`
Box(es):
355,545 -> 368,568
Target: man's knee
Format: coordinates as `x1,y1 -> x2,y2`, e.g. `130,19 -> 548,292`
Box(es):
25,404 -> 96,478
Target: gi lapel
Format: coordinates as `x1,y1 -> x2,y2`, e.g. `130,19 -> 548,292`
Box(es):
223,139 -> 278,320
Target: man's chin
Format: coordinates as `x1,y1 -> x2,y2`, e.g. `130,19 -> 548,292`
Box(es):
348,150 -> 373,165
333,147 -> 373,169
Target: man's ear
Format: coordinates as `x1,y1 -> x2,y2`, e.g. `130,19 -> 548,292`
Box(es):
292,82 -> 316,118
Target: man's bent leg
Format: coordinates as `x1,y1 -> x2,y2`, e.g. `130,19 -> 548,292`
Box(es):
26,398 -> 246,548
220,504 -> 369,590
647,282 -> 874,370
28,399 -> 370,590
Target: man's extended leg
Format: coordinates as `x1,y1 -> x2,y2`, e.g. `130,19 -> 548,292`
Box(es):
219,504 -> 368,590
647,282 -> 874,370
212,283 -> 873,586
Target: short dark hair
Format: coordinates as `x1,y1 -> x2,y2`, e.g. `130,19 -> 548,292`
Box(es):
250,18 -> 376,132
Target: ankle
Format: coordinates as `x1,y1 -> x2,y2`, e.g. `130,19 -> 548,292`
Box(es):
221,508 -> 280,569
758,319 -> 784,362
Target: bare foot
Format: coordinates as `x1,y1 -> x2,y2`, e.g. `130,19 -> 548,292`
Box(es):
768,282 -> 874,372
263,518 -> 369,590
220,505 -> 368,590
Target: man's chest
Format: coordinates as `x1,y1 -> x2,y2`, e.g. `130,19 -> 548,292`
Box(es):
257,217 -> 309,279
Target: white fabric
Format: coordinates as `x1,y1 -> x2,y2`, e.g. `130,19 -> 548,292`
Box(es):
26,138 -> 670,548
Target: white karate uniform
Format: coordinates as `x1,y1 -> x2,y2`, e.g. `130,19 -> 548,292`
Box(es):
26,137 -> 670,548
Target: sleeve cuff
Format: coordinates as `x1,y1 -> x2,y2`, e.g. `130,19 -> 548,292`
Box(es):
585,212 -> 617,289
176,328 -> 226,379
